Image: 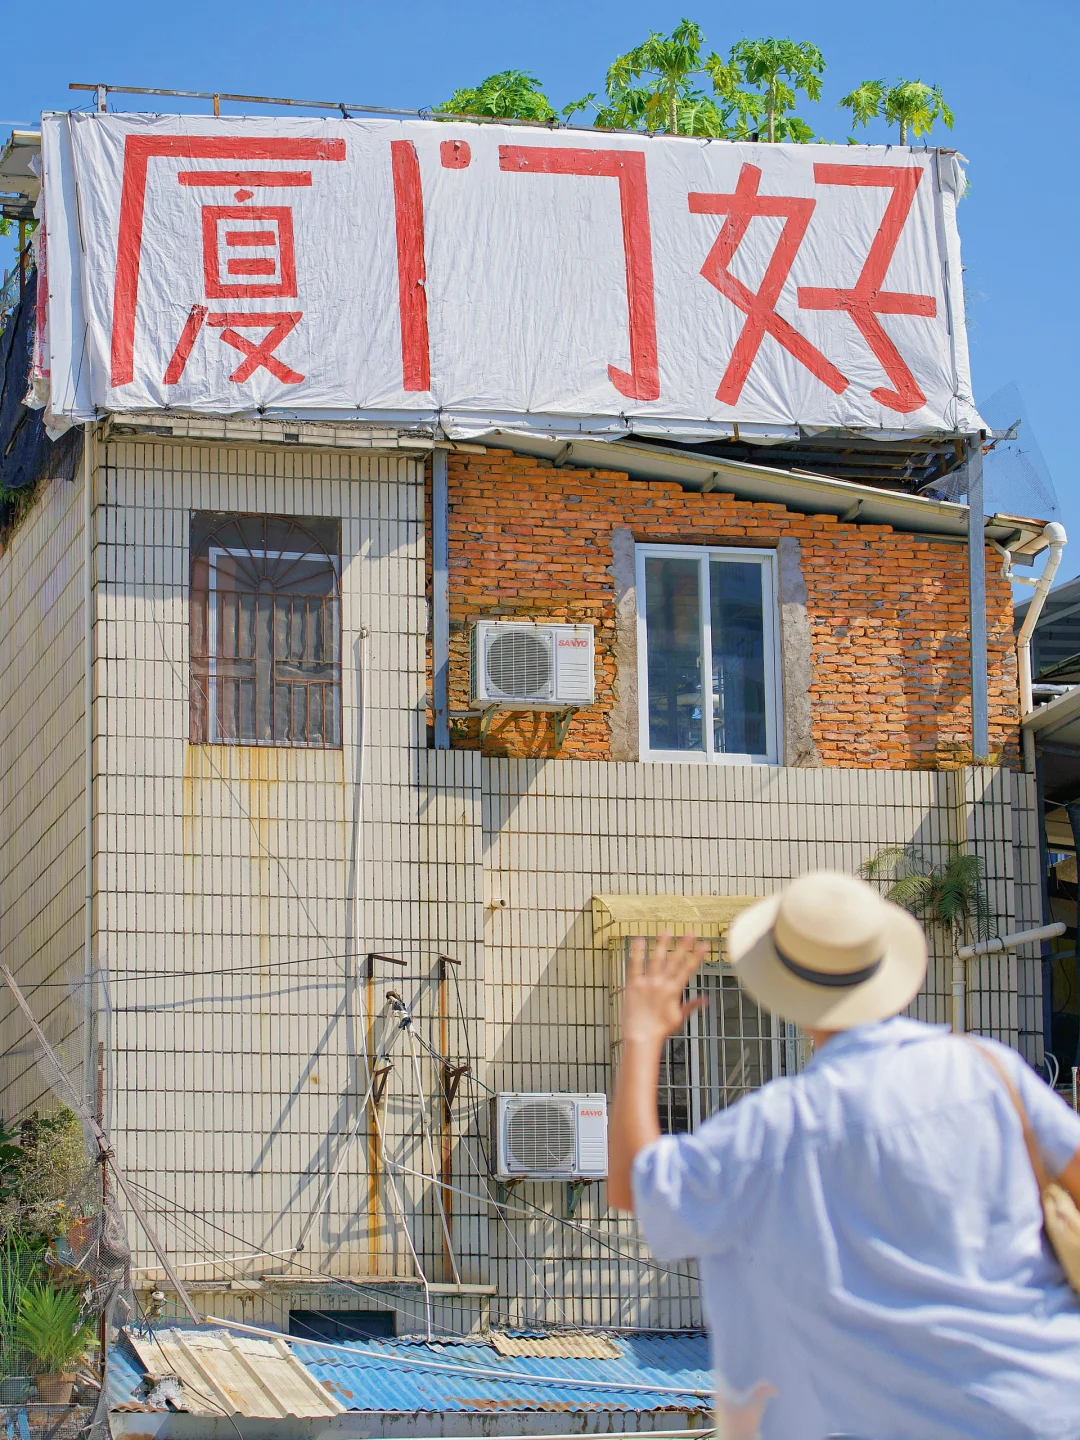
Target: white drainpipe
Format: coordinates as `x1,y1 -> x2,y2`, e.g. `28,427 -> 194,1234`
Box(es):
1017,521 -> 1067,717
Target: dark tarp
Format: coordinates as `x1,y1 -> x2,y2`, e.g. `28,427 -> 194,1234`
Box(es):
0,272 -> 82,503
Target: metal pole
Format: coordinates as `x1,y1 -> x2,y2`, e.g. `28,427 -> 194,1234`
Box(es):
966,437 -> 989,762
432,449 -> 450,749
96,1042 -> 108,1378
83,424 -> 96,1125
1067,802 -> 1080,1071
0,966 -> 201,1324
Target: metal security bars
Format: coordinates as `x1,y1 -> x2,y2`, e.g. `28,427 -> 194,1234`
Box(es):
189,513 -> 342,746
657,962 -> 804,1133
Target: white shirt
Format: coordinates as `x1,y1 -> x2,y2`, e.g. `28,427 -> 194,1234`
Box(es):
633,1017 -> 1080,1439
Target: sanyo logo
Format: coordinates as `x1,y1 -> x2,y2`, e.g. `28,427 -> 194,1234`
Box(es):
579,1108 -> 605,1117
558,637 -> 589,648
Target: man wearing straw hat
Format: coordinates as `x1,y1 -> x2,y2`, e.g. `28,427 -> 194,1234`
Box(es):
609,872 -> 1080,1440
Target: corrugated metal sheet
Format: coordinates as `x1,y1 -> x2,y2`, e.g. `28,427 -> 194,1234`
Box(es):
488,1333 -> 621,1360
125,1328 -> 345,1418
294,1331 -> 712,1414
591,894 -> 756,941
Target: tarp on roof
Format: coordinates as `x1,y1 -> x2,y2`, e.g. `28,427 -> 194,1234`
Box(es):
0,275 -> 82,496
40,111 -> 982,442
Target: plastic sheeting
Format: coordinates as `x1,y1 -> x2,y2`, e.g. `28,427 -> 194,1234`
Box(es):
40,112 -> 982,440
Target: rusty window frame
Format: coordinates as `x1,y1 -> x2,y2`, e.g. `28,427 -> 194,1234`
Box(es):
190,513 -> 342,747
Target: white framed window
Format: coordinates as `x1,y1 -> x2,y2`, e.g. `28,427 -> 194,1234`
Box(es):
635,544 -> 781,764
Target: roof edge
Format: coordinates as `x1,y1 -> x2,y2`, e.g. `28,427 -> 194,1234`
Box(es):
487,431 -> 1050,550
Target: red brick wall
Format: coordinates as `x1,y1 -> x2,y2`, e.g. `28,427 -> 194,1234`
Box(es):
429,449 -> 1018,769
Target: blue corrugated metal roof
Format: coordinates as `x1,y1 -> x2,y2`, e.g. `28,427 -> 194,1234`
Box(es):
109,1328 -> 712,1417
294,1331 -> 712,1414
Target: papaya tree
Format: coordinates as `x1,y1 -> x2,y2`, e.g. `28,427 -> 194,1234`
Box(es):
728,38 -> 825,142
840,78 -> 954,144
593,19 -> 745,137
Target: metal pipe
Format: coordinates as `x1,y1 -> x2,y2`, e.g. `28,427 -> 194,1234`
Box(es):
966,439 -> 989,761
1016,521 -> 1068,716
68,82 -> 587,131
70,82 -> 425,118
953,920 -> 1067,1035
432,449 -> 450,748
957,921 -> 1066,960
83,423 -> 96,1095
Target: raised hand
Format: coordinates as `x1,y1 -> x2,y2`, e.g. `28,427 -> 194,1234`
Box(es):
621,932 -> 710,1049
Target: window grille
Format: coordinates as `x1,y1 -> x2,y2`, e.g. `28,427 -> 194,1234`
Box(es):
190,513 -> 342,747
614,940 -> 805,1133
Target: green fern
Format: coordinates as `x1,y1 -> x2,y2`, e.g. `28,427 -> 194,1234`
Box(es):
15,1284 -> 94,1374
860,844 -> 992,941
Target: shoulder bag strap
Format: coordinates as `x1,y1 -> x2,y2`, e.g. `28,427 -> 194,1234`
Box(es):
965,1037 -> 1055,1192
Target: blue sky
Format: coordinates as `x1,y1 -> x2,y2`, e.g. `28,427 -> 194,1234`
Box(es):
5,0 -> 1078,578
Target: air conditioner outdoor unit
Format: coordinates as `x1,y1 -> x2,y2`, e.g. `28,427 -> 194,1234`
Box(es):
470,622 -> 595,709
494,1093 -> 608,1180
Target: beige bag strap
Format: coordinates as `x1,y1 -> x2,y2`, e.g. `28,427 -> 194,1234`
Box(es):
965,1038 -> 1055,1192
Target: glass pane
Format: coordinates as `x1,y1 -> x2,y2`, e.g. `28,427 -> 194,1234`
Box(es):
710,560 -> 767,756
644,557 -> 704,752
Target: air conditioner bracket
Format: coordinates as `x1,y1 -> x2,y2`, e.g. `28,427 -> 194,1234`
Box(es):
565,1179 -> 593,1218
495,1178 -> 523,1211
479,705 -> 501,744
552,708 -> 574,749
371,1064 -> 393,1107
442,1062 -> 471,1109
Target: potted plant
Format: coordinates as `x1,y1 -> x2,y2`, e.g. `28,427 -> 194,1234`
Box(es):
15,1282 -> 95,1404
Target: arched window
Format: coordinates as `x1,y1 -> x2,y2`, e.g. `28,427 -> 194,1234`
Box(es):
190,514 -> 342,747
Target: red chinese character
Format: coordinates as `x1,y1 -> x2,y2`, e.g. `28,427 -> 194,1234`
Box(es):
110,136 -> 344,388
689,164 -> 848,405
797,165 -> 936,414
499,145 -> 660,402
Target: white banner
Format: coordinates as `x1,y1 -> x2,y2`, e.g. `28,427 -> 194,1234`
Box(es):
40,111 -> 980,438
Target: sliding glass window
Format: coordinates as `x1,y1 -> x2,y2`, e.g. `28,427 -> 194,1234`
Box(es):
636,545 -> 780,764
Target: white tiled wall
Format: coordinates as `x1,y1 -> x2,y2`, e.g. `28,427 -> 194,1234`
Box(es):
0,437 -> 1047,1340
0,468 -> 88,1120
478,757 -> 1039,1326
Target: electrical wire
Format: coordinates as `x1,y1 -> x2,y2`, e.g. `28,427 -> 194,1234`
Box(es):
370,1100 -> 434,1340
22,943 -> 464,987
130,1292 -> 247,1440
421,1008 -> 568,1328
126,1176 -> 465,1339
291,998 -> 403,1256
399,1001 -> 463,1289
381,1151 -> 695,1281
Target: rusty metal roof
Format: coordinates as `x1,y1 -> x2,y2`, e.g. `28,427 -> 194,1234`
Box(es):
488,1332 -> 622,1360
110,1326 -> 711,1417
296,1330 -> 712,1413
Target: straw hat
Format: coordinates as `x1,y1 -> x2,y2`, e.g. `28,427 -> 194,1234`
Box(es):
726,872 -> 928,1029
